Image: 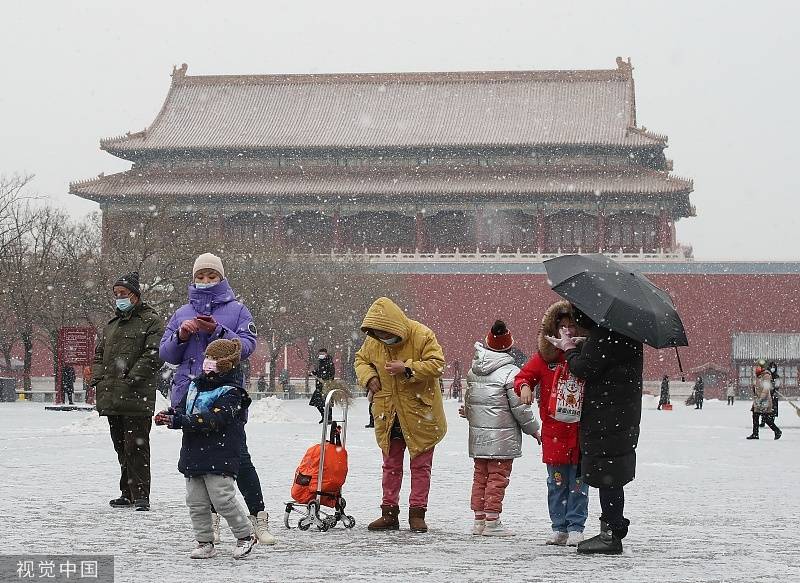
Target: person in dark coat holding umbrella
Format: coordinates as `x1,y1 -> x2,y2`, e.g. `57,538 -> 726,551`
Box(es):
308,348 -> 335,422
546,306 -> 643,555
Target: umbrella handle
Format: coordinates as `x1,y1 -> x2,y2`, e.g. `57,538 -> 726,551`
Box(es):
675,347 -> 686,382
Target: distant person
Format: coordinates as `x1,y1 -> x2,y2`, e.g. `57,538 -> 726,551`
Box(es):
309,348 -> 335,422
726,383 -> 736,406
693,377 -> 704,410
61,365 -> 76,406
747,360 -> 781,440
657,375 -> 670,410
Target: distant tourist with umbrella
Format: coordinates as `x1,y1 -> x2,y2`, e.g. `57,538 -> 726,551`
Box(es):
543,254 -> 688,555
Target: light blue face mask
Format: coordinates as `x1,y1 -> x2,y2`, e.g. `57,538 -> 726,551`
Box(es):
115,298 -> 134,311
379,336 -> 401,345
195,282 -> 218,290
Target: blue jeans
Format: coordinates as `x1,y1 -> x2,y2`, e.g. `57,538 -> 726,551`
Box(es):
211,430 -> 264,516
546,464 -> 589,533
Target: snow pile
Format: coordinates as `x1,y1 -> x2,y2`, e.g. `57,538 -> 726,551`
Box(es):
247,395 -> 299,423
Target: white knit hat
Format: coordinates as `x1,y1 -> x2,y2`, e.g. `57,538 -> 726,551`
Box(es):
192,253 -> 225,278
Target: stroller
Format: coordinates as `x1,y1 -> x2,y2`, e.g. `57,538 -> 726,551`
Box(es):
284,388 -> 356,531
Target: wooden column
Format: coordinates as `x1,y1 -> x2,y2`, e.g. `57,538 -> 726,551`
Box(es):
596,210 -> 606,252
415,212 -> 426,252
659,208 -> 672,251
272,214 -> 285,248
332,210 -> 341,251
536,207 -> 546,252
474,207 -> 485,252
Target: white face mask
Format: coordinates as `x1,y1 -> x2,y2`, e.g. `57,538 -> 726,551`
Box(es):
379,336 -> 401,345
318,354 -> 327,360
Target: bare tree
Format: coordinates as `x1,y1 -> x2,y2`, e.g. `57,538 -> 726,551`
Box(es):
0,174 -> 36,263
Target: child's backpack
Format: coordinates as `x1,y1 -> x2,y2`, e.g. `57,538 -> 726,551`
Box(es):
291,422 -> 348,507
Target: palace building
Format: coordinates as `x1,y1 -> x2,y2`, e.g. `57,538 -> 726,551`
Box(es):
69,60 -> 800,395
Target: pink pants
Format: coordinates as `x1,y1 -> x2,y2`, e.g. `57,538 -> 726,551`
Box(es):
381,437 -> 435,508
471,458 -> 514,515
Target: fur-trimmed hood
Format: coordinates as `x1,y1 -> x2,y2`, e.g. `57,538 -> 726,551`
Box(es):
537,300 -> 575,363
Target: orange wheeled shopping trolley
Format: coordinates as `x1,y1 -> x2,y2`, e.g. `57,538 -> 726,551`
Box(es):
283,388 -> 355,531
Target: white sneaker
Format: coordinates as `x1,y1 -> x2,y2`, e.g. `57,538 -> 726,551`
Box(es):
546,531 -> 569,546
482,519 -> 515,537
566,531 -> 584,546
212,512 -> 221,544
249,511 -> 277,545
233,535 -> 258,559
190,542 -> 217,559
472,519 -> 485,535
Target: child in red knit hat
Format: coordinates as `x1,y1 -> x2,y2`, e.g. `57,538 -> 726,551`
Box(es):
459,320 -> 541,537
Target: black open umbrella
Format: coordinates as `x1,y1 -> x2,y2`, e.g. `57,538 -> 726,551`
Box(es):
544,254 -> 688,373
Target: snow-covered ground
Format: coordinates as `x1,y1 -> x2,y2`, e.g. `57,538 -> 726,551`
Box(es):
2,396 -> 798,582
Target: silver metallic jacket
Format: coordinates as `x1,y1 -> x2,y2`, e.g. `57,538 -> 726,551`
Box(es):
465,342 -> 540,459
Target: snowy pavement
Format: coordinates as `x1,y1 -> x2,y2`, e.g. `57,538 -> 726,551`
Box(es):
2,395 -> 798,583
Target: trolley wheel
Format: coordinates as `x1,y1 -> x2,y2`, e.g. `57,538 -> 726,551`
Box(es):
318,521 -> 330,532
298,515 -> 313,531
342,515 -> 356,529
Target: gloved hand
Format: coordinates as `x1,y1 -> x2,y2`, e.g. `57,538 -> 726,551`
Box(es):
545,334 -> 578,352
178,319 -> 200,342
154,409 -> 174,426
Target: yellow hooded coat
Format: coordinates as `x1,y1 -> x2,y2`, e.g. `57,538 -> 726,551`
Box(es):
354,297 -> 447,458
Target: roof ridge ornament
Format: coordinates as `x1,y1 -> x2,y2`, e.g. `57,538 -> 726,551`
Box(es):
172,63 -> 188,83
616,56 -> 633,76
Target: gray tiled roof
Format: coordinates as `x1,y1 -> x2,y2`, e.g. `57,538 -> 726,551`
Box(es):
732,333 -> 800,361
100,62 -> 667,156
70,168 -> 692,201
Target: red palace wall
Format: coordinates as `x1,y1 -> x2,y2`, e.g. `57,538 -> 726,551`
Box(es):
402,273 -> 800,383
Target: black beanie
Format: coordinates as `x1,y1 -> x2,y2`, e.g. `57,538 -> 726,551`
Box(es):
114,271 -> 141,297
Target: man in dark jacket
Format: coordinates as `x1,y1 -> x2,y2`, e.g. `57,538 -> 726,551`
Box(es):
92,272 -> 164,511
693,377 -> 705,410
548,306 -> 643,555
308,348 -> 335,422
62,365 -> 76,405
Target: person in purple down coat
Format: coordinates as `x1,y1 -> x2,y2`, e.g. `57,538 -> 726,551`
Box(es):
159,252 -> 276,546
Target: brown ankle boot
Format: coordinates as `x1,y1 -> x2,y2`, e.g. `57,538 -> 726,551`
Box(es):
408,507 -> 428,533
367,504 -> 400,531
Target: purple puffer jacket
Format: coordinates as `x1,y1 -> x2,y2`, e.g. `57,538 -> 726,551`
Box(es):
159,280 -> 257,408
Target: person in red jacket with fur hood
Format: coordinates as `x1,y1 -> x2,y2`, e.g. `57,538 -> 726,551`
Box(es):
514,301 -> 589,547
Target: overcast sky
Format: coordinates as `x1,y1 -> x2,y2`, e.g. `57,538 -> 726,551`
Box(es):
1,0 -> 797,260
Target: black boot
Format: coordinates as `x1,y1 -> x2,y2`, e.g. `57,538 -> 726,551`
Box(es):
577,521 -> 623,555
746,433 -> 759,440
774,429 -> 782,440
134,498 -> 150,511
109,496 -> 132,508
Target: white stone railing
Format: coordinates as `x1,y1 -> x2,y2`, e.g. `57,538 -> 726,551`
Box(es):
297,248 -> 692,263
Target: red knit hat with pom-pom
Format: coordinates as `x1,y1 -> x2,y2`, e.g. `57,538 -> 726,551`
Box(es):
486,320 -> 514,351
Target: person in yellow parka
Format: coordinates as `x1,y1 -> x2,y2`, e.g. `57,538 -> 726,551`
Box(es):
355,297 -> 447,534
